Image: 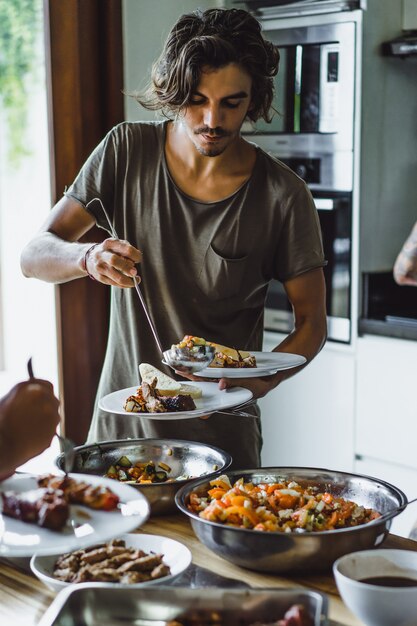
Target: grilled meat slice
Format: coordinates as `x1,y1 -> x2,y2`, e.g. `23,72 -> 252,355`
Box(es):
52,538 -> 171,583
161,394 -> 196,412
1,487 -> 69,530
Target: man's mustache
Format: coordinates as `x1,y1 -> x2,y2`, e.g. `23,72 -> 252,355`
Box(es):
195,127 -> 229,137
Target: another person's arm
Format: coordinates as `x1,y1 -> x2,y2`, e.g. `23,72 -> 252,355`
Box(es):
20,196 -> 141,287
0,380 -> 60,478
219,267 -> 327,398
393,221 -> 417,287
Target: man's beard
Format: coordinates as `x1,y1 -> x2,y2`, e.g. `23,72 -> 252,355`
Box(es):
193,126 -> 230,157
195,144 -> 226,157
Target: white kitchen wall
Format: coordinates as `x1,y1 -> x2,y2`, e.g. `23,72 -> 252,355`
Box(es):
122,0 -> 225,122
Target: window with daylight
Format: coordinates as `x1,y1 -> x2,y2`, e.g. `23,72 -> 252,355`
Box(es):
0,0 -> 59,467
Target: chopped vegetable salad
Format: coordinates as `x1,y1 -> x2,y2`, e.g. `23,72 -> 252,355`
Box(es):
188,475 -> 381,532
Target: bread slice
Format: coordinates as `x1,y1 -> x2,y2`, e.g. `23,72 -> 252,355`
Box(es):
139,363 -> 181,397
178,383 -> 203,399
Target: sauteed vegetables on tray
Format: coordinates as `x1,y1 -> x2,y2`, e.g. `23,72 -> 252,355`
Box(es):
188,475 -> 381,532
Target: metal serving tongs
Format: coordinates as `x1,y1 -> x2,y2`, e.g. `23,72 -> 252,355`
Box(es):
86,198 -> 214,374
26,357 -> 75,475
86,198 -> 164,356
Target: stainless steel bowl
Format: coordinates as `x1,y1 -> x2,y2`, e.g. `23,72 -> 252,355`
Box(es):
175,467 -> 407,574
163,345 -> 216,374
56,438 -> 232,516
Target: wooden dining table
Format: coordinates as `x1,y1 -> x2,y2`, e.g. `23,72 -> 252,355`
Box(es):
1,513 -> 417,626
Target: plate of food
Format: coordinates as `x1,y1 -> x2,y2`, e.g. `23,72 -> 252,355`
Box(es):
0,473 -> 150,557
198,350 -> 306,378
98,364 -> 253,419
166,336 -> 306,379
30,532 -> 192,591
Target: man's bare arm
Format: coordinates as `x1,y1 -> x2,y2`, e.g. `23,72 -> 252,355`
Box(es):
20,196 -> 142,286
393,221 -> 417,287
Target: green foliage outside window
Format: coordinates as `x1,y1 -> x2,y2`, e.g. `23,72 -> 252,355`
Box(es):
0,0 -> 41,165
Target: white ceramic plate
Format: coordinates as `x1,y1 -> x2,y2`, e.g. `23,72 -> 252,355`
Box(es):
30,532 -> 192,592
0,474 -> 150,557
196,351 -> 307,378
98,381 -> 253,419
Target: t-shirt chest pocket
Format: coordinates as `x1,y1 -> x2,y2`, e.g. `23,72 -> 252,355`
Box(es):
198,244 -> 249,301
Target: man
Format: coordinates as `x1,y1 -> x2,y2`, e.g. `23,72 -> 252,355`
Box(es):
0,379 -> 60,479
393,220 -> 417,287
20,8 -> 327,468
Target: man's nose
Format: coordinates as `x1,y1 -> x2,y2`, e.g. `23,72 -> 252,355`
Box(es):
203,105 -> 222,129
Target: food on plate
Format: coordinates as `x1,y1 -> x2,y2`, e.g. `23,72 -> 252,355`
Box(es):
1,475 -> 120,531
105,457 -> 177,484
37,474 -> 120,511
139,363 -> 181,396
210,343 -> 257,368
52,537 -> 171,584
174,335 -> 257,368
166,604 -> 313,626
139,363 -> 203,399
188,475 -> 381,532
1,487 -> 69,530
124,377 -> 197,414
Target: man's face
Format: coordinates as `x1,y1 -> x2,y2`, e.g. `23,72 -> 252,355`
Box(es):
179,63 -> 253,157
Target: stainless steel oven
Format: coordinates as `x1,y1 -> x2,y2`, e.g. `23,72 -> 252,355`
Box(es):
264,189 -> 353,343
243,5 -> 363,343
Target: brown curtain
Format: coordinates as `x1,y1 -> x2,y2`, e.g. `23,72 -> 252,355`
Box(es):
44,0 -> 124,443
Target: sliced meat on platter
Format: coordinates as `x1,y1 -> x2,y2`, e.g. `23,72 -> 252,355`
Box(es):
1,475 -> 121,532
37,474 -> 120,511
1,487 -> 69,530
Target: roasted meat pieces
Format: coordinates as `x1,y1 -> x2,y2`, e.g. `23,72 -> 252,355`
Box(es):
52,538 -> 171,584
166,604 -> 312,626
1,474 -> 120,531
37,474 -> 120,510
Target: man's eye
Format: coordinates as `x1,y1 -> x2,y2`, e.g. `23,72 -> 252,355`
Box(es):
224,101 -> 241,109
190,99 -> 205,106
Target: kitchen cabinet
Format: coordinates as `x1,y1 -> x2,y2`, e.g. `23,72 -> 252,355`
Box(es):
259,331 -> 355,472
355,456 -> 417,538
356,335 -> 417,470
355,334 -> 417,538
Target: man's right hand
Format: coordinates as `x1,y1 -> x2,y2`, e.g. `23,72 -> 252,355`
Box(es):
84,238 -> 142,287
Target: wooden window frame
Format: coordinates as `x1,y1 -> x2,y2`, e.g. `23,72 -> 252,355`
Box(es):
45,0 -> 124,443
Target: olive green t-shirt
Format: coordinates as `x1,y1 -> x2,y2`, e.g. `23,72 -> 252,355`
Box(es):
65,120 -> 325,469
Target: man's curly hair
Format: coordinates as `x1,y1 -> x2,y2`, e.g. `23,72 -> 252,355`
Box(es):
134,8 -> 280,123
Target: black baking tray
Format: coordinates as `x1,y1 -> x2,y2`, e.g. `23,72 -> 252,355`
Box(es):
37,584 -> 328,626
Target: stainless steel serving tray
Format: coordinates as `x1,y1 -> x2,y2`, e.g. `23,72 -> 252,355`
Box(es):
38,585 -> 328,626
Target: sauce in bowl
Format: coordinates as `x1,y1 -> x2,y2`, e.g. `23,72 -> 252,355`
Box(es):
359,576 -> 417,587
